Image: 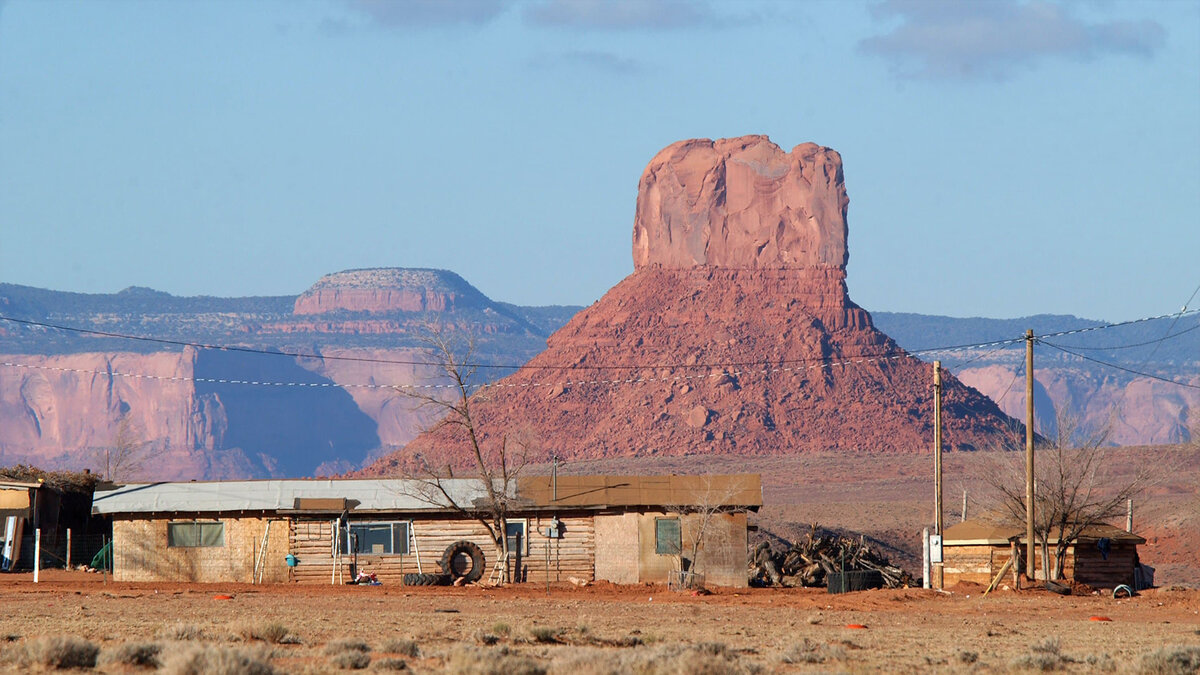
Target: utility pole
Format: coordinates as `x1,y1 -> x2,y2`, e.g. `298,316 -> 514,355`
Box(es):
1025,329 -> 1036,581
933,361 -> 943,589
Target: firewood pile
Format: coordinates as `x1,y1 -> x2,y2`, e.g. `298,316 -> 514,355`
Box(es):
749,526 -> 914,589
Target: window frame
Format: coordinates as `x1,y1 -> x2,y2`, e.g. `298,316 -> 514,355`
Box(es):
166,520 -> 225,548
341,520 -> 411,556
655,517 -> 682,556
504,518 -> 529,556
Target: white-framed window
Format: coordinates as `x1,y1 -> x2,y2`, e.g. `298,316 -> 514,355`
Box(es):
655,517 -> 681,555
167,521 -> 225,548
505,518 -> 528,556
343,521 -> 410,555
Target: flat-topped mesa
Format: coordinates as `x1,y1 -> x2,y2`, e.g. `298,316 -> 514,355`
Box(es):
293,268 -> 489,315
633,136 -> 848,271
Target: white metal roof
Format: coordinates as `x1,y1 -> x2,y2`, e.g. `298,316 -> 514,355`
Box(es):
92,478 -> 501,515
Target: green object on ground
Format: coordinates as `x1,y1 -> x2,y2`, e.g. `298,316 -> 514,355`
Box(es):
90,541 -> 111,570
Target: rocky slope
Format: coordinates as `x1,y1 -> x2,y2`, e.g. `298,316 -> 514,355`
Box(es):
0,271 -> 579,479
362,136 -> 1019,475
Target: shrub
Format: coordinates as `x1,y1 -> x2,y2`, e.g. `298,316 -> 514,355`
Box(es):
1010,639 -> 1075,672
444,646 -> 546,675
529,627 -> 562,644
957,649 -> 979,665
161,624 -> 205,641
236,622 -> 291,644
325,638 -> 371,656
382,639 -> 419,657
552,643 -> 756,675
102,641 -> 162,668
374,657 -> 409,671
12,636 -> 99,670
159,645 -> 275,675
490,623 -> 511,637
1139,646 -> 1200,675
330,650 -> 371,670
472,631 -> 500,646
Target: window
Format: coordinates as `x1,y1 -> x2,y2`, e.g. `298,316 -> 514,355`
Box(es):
655,518 -> 681,555
167,521 -> 225,548
505,519 -> 528,556
344,521 -> 409,555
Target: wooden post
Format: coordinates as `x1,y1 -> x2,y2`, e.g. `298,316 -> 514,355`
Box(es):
33,529 -> 40,583
933,361 -> 943,589
1126,499 -> 1133,533
66,528 -> 72,570
1025,329 -> 1036,580
962,490 -> 968,523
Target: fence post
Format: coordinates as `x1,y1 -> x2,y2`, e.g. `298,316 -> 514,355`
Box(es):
34,529 -> 41,583
66,529 -> 72,570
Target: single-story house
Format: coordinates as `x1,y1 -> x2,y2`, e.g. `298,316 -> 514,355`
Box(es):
941,519 -> 1147,589
91,474 -> 762,587
2,480 -> 58,572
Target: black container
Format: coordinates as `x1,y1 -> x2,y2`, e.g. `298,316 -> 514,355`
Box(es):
827,570 -> 884,594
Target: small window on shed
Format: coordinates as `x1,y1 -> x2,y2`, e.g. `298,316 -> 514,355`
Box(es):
344,522 -> 410,555
655,518 -> 681,555
167,521 -> 225,548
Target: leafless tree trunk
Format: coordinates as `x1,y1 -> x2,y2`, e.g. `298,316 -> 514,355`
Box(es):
982,409 -> 1157,580
669,475 -> 752,582
391,324 -> 541,582
94,414 -> 149,481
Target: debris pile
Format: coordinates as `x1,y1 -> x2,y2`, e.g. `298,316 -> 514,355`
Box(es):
750,526 -> 914,589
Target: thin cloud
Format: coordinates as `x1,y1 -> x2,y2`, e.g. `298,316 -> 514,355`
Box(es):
860,0 -> 1166,80
524,0 -> 715,30
341,0 -> 513,27
527,50 -> 643,74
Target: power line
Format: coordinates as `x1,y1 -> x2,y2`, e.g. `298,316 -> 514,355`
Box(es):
1034,321 -> 1199,351
1037,340 -> 1200,390
1135,280 -> 1200,370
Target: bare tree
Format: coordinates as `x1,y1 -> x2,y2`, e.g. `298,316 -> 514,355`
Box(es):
668,475 -> 753,585
394,324 -> 541,581
94,413 -> 150,481
982,410 -> 1156,580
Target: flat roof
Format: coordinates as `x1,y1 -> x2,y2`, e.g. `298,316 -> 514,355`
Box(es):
92,474 -> 765,516
92,478 -> 497,515
943,519 -> 1144,546
518,474 -> 762,509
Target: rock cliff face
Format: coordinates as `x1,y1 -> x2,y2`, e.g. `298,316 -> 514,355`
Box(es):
363,136 -> 1018,475
294,268 -> 490,315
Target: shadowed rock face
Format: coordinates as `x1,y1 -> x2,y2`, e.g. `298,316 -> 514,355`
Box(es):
633,137 -> 848,271
362,136 -> 1018,476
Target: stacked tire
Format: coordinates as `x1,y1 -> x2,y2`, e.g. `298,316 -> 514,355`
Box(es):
402,572 -> 450,586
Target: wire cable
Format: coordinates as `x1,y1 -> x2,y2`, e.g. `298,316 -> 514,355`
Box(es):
1037,339 -> 1200,390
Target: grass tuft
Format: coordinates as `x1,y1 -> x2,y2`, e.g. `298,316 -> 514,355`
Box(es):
324,638 -> 371,656
155,644 -> 276,675
444,646 -> 546,675
102,641 -> 162,668
11,635 -> 100,670
330,650 -> 371,670
381,638 -> 419,657
1138,646 -> 1200,675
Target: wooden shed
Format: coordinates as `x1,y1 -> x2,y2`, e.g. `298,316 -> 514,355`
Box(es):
941,519 -> 1147,589
92,474 -> 762,587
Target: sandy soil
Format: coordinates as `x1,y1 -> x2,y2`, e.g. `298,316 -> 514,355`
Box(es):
0,570 -> 1197,673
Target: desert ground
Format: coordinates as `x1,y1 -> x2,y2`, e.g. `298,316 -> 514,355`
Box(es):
0,570 -> 1197,673
2,447 -> 1196,673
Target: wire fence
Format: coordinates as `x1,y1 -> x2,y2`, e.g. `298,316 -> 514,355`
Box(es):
11,530 -> 109,572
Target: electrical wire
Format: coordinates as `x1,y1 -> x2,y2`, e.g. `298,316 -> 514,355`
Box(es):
1032,321 -> 1200,351
1037,339 -> 1200,390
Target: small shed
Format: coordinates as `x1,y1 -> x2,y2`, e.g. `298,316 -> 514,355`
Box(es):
92,474 -> 762,587
941,519 -> 1147,589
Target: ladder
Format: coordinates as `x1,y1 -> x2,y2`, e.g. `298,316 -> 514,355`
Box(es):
488,552 -> 513,585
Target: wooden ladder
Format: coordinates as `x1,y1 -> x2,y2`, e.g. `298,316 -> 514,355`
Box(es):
488,552 -> 513,585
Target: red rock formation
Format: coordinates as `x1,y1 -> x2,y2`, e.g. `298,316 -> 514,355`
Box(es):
363,136 -> 1017,475
294,268 -> 488,315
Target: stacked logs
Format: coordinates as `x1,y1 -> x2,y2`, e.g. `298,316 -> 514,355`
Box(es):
749,526 -> 914,589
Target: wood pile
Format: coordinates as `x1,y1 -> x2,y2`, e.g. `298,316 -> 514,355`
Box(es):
749,525 -> 914,589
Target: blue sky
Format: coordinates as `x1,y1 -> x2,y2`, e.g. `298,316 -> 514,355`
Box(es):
0,0 -> 1196,322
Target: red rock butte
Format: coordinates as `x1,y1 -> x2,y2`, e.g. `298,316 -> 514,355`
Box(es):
363,136 -> 1018,475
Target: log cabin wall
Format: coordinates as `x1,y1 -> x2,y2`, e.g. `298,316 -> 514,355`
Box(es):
1072,541 -> 1137,588
288,512 -> 596,585
112,515 -> 289,583
942,544 -> 1015,587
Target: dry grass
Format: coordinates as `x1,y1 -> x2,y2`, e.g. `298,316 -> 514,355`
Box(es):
381,638 -> 419,657
323,638 -> 370,656
444,646 -> 546,675
5,635 -> 99,670
160,623 -> 206,641
100,641 -> 162,668
1138,646 -> 1200,675
328,650 -> 370,669
158,644 -> 275,675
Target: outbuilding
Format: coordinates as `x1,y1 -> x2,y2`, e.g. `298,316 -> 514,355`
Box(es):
940,519 -> 1148,590
91,474 -> 762,587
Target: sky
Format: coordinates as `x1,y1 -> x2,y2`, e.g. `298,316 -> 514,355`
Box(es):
0,0 -> 1197,322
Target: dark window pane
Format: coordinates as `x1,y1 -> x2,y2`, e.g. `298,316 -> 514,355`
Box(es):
656,518 -> 681,555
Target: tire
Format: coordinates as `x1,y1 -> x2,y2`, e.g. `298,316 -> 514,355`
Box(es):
438,540 -> 486,584
403,572 -> 451,587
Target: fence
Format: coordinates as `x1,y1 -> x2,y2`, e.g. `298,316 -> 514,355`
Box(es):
12,530 -> 109,572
